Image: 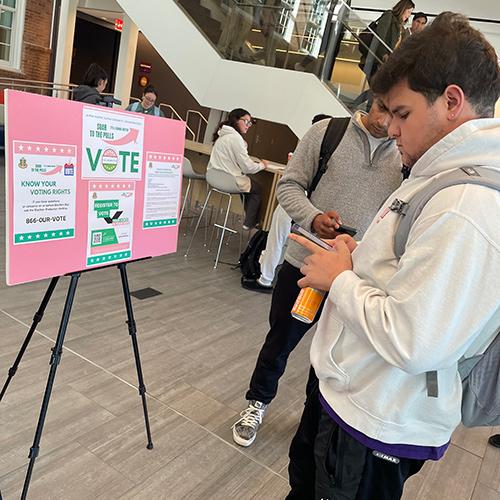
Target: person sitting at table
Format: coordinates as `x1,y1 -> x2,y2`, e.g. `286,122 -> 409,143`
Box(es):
72,63 -> 108,105
126,85 -> 165,117
208,108 -> 268,230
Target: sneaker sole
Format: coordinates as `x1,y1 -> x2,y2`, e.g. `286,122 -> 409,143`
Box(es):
232,427 -> 257,447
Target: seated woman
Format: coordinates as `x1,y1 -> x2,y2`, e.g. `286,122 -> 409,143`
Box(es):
72,63 -> 108,105
208,108 -> 268,229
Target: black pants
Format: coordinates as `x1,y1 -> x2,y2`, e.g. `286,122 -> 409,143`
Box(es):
242,179 -> 262,228
246,261 -> 323,404
287,373 -> 425,500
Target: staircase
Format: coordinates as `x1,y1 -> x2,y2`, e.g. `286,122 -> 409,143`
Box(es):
115,0 -> 388,137
177,0 -> 223,45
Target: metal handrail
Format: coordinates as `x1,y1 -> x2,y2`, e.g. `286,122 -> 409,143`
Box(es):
186,109 -> 208,142
0,82 -> 73,93
160,103 -> 196,140
0,80 -> 75,96
0,77 -> 77,89
338,0 -> 394,56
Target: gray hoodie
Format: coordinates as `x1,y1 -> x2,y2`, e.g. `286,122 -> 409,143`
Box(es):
277,112 -> 402,268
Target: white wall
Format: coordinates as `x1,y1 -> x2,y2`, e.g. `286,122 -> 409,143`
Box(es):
115,0 -> 349,139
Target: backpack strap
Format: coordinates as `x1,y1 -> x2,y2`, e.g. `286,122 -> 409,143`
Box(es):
393,166 -> 500,259
154,106 -> 160,117
308,117 -> 350,198
390,166 -> 500,397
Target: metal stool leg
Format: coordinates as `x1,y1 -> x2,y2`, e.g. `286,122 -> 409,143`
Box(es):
203,183 -> 211,245
185,180 -> 196,235
185,189 -> 212,258
213,193 -> 232,269
180,178 -> 192,225
208,192 -> 224,252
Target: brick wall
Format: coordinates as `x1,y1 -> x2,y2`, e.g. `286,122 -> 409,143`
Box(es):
0,0 -> 54,82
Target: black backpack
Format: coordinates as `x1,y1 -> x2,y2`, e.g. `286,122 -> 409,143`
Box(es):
238,117 -> 350,283
239,229 -> 269,280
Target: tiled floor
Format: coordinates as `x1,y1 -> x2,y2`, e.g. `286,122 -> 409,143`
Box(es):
0,167 -> 498,499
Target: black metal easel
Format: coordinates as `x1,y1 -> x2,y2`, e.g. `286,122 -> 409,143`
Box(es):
0,260 -> 153,500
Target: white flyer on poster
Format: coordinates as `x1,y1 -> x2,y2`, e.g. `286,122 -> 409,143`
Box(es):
81,107 -> 144,180
142,152 -> 182,228
12,141 -> 77,244
86,181 -> 135,267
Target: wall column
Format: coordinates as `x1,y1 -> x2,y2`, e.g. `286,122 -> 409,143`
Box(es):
53,0 -> 78,98
114,14 -> 139,108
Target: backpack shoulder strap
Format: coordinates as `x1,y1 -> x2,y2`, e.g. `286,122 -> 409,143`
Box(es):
154,106 -> 160,117
394,166 -> 500,259
308,117 -> 350,198
390,166 -> 500,398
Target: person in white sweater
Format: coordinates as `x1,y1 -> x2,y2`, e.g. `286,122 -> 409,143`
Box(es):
208,108 -> 268,229
286,12 -> 500,500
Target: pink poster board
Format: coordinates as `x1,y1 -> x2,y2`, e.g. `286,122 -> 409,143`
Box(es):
5,90 -> 186,285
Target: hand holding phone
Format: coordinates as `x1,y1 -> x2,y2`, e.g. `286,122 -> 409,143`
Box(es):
336,224 -> 357,237
291,224 -> 332,251
312,211 -> 341,238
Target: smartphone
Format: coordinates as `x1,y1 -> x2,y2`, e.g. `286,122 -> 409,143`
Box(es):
291,224 -> 333,251
336,224 -> 357,237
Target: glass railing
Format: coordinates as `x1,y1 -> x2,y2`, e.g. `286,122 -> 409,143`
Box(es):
175,0 -> 395,111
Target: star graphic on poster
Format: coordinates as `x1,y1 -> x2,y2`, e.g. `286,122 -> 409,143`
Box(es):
18,145 -> 24,151
44,147 -> 49,152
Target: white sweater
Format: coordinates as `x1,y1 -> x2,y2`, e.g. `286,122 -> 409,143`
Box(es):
311,118 -> 500,447
207,125 -> 265,192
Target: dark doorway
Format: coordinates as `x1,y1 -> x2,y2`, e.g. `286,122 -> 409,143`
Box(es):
70,14 -> 121,93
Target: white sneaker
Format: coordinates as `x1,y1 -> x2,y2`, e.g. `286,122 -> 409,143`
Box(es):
232,400 -> 268,447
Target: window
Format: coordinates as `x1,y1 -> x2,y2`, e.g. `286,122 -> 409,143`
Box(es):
0,0 -> 26,71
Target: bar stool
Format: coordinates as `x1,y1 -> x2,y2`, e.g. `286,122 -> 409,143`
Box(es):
185,168 -> 245,269
179,157 -> 206,223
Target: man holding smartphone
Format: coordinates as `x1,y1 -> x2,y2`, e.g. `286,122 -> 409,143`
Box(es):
287,13 -> 500,499
232,97 -> 404,447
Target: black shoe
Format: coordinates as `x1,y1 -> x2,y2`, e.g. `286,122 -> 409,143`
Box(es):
241,277 -> 273,294
488,434 -> 500,448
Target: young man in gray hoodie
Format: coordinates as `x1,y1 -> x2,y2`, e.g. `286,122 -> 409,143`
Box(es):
288,12 -> 500,499
232,98 -> 404,447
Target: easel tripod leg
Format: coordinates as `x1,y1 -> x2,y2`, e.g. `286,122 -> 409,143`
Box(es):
0,277 -> 59,403
21,273 -> 80,500
118,263 -> 154,450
